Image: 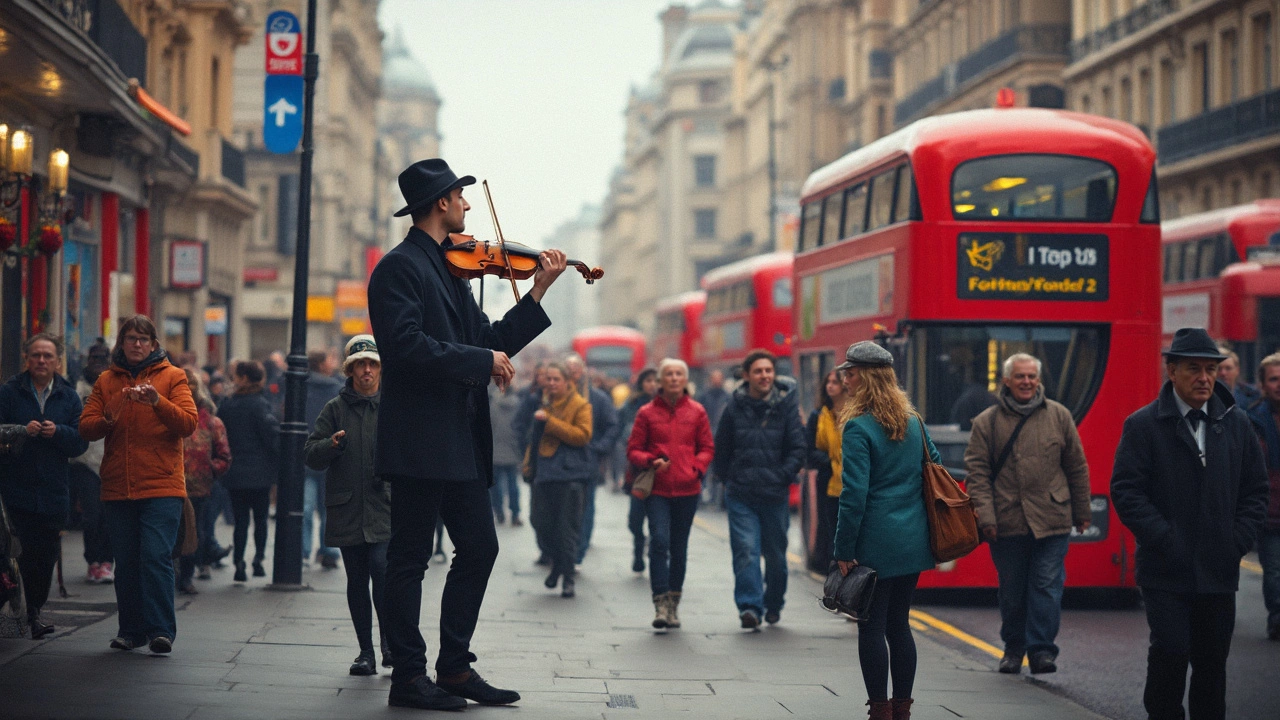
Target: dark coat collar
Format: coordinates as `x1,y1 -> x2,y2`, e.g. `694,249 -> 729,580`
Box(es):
404,226 -> 465,327
1155,380 -> 1235,422
5,371 -> 74,397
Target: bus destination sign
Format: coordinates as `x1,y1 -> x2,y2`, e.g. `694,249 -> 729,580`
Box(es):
957,232 -> 1109,301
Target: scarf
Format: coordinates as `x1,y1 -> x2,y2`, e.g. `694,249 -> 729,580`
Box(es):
999,384 -> 1046,416
116,348 -> 167,378
537,388 -> 587,458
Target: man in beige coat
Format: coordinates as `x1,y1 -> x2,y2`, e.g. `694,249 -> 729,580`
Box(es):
964,353 -> 1091,676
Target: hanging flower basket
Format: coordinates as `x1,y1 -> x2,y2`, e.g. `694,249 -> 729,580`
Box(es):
0,218 -> 15,252
37,225 -> 62,256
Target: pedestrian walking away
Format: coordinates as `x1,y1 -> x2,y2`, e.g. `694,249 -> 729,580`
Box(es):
305,335 -> 394,676
176,369 -> 231,595
832,341 -> 939,720
527,362 -> 593,598
216,361 -> 280,583
964,352 -> 1091,675
627,358 -> 713,629
713,349 -> 804,629
69,340 -> 113,585
79,316 -> 198,654
368,158 -> 568,711
1111,328 -> 1268,720
619,368 -> 658,573
0,333 -> 89,639
1243,352 -> 1280,641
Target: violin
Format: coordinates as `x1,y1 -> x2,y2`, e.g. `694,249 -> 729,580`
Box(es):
444,235 -> 604,284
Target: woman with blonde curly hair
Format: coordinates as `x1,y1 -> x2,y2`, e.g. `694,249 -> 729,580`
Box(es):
832,341 -> 940,720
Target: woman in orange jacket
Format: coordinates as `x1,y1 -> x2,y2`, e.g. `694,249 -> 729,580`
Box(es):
80,316 -> 198,655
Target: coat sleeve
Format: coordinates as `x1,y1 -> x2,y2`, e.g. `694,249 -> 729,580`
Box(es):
466,290 -> 553,360
833,420 -> 871,561
154,372 -> 198,438
692,406 -> 715,476
78,377 -> 110,441
627,405 -> 657,469
780,403 -> 806,480
51,389 -> 88,458
713,404 -> 735,479
964,410 -> 997,531
544,402 -> 592,447
258,404 -> 281,466
1110,413 -> 1173,548
367,253 -> 494,385
1234,417 -> 1270,555
209,416 -> 232,477
588,391 -> 620,457
1059,408 -> 1092,526
305,399 -> 343,471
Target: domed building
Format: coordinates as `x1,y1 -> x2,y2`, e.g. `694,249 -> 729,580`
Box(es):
379,28 -> 443,245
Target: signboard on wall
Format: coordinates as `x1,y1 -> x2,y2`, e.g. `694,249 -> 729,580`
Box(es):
169,240 -> 206,289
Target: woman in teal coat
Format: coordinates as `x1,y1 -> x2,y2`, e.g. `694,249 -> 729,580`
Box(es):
833,342 -> 939,720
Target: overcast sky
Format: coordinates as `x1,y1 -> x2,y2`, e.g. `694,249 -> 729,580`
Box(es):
378,0 -> 677,249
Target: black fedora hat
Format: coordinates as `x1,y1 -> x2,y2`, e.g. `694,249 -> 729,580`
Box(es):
393,158 -> 476,218
1163,328 -> 1228,361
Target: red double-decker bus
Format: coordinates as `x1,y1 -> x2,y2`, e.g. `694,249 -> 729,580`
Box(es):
572,326 -> 647,383
792,107 -> 1161,590
1160,200 -> 1280,381
696,253 -> 794,378
651,291 -> 706,381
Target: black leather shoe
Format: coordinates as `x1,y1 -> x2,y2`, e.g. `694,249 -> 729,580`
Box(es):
1028,651 -> 1057,674
234,562 -> 247,582
388,675 -> 468,710
561,578 -> 575,598
632,554 -> 645,573
436,670 -> 520,706
739,609 -> 761,629
349,651 -> 377,676
252,560 -> 266,577
998,653 -> 1023,674
29,617 -> 55,640
544,569 -> 561,589
765,610 -> 780,625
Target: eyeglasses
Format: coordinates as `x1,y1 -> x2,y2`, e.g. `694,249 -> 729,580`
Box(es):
122,336 -> 153,346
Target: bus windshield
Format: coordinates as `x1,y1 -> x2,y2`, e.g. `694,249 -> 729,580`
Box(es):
952,155 -> 1117,222
906,323 -> 1108,429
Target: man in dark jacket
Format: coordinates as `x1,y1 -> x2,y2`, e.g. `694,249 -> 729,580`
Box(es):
368,159 -> 566,710
713,349 -> 804,629
1245,352 -> 1280,641
566,355 -> 618,564
1111,328 -> 1269,720
0,334 -> 89,638
303,350 -> 343,569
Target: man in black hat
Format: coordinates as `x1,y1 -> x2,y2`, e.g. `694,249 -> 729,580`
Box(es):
1111,327 -> 1268,720
368,159 -> 568,710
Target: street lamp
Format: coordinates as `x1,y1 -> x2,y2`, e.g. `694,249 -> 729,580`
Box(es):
9,128 -> 33,176
763,56 -> 789,252
48,149 -> 69,194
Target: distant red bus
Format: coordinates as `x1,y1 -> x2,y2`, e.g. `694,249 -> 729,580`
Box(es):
792,108 -> 1161,589
696,253 -> 794,378
1160,200 -> 1280,381
572,326 -> 647,383
652,291 -> 705,379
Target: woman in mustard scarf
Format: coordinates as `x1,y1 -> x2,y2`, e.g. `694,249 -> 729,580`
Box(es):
528,362 -> 593,597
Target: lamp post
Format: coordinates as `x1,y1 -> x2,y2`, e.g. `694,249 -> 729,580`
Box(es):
272,0 -> 320,589
763,56 -> 788,252
1,126 -> 35,378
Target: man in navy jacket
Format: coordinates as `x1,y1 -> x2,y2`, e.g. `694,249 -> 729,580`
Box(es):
368,159 -> 566,711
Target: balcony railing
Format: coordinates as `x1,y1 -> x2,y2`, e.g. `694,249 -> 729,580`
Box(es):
39,0 -> 91,31
221,137 -> 245,187
170,138 -> 200,177
894,24 -> 1069,125
1157,87 -> 1280,165
38,0 -> 147,84
1069,0 -> 1176,62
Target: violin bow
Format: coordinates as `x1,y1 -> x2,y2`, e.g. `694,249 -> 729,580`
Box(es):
482,180 -> 522,305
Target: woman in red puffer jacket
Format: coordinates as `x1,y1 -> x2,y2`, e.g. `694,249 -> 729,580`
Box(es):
627,358 -> 714,630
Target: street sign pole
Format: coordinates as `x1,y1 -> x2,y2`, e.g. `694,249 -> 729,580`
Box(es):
271,0 -> 319,589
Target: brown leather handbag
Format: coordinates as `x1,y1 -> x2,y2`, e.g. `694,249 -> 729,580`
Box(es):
915,415 -> 980,562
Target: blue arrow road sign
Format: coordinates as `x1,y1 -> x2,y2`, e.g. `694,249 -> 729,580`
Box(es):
263,74 -> 304,154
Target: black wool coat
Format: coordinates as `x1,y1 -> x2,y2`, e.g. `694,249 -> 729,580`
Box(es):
368,227 -> 550,483
1111,381 -> 1269,594
216,390 -> 280,491
0,373 -> 88,517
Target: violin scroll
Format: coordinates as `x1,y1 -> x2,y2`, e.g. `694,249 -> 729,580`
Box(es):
573,264 -> 604,284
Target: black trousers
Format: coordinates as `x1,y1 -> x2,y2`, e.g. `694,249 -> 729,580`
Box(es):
530,482 -> 583,579
68,464 -> 111,564
859,572 -> 920,702
384,476 -> 499,682
228,488 -> 270,565
8,508 -> 62,621
340,542 -> 388,653
1142,588 -> 1236,720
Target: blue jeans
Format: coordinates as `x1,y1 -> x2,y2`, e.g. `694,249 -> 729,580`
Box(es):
989,533 -> 1071,657
725,494 -> 789,615
576,477 -> 599,563
488,464 -> 521,519
1257,527 -> 1280,631
303,471 -> 338,561
104,497 -> 183,644
646,495 -> 699,595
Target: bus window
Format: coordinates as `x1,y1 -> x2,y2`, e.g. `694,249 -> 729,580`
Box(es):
800,201 -> 822,251
1197,237 -> 1219,279
772,277 -> 793,309
952,154 -> 1118,221
1167,242 -> 1184,283
893,165 -> 918,223
1141,170 -> 1160,223
823,193 -> 843,245
868,171 -> 897,230
1182,240 -> 1200,281
843,183 -> 868,236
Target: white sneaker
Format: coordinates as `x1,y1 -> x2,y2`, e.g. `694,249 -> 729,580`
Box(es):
86,563 -> 100,583
98,562 -> 115,584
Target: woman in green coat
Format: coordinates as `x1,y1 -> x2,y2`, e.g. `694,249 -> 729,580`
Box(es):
304,335 -> 391,676
833,342 -> 939,720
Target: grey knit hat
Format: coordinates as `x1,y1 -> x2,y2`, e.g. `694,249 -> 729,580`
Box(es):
835,341 -> 894,371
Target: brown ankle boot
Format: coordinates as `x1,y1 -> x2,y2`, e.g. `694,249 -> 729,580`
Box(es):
667,591 -> 682,628
890,698 -> 913,719
867,699 -> 892,720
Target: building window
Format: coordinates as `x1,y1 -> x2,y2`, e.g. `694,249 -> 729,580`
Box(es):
1119,77 -> 1132,122
1201,185 -> 1213,211
1222,30 -> 1240,102
1192,42 -> 1209,113
1253,14 -> 1274,93
694,155 -> 716,187
1260,171 -> 1273,198
1161,59 -> 1177,124
210,57 -> 220,128
694,209 -> 716,238
257,184 -> 272,247
1080,93 -> 1092,114
1138,68 -> 1153,131
1230,179 -> 1243,205
699,80 -> 725,104
1102,86 -> 1113,117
